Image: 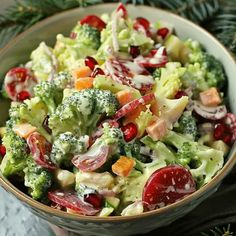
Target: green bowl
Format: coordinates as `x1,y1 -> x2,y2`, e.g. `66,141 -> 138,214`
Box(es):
0,3 -> 236,236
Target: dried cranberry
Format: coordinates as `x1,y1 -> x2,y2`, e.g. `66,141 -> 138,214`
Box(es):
70,32 -> 77,39
0,145 -> 6,157
136,17 -> 150,29
91,68 -> 105,78
157,27 -> 169,39
84,193 -> 103,209
85,56 -> 98,71
121,123 -> 138,142
175,90 -> 187,99
129,46 -> 140,58
42,116 -> 52,134
214,123 -> 226,140
17,91 -> 31,101
116,3 -> 128,18
223,134 -> 232,145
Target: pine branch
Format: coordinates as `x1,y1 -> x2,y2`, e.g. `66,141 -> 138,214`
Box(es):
204,0 -> 236,57
201,224 -> 234,236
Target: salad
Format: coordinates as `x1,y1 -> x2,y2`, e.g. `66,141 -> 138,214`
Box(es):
0,3 -> 236,217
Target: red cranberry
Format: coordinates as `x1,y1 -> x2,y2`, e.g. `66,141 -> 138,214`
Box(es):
214,123 -> 226,140
157,27 -> 169,39
85,56 -> 98,71
129,46 -> 140,58
42,116 -> 52,134
175,91 -> 187,99
91,68 -> 105,78
223,134 -> 232,145
0,145 -> 6,157
136,17 -> 150,29
84,193 -> 103,208
121,123 -> 138,142
17,91 -> 30,101
70,32 -> 77,39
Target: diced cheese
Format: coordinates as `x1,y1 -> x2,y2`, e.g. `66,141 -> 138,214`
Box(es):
200,87 -> 221,106
13,123 -> 37,139
146,118 -> 167,141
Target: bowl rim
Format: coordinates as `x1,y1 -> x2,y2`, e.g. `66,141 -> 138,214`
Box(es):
0,2 -> 236,222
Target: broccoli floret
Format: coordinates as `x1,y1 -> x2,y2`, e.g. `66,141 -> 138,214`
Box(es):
201,53 -> 226,89
34,81 -> 63,115
24,159 -> 52,200
93,76 -> 141,99
152,68 -> 161,78
0,130 -> 28,177
50,132 -> 89,167
49,89 -> 119,137
54,71 -> 73,89
6,103 -> 21,128
162,131 -> 224,185
72,23 -> 101,50
174,111 -> 198,140
181,63 -> 209,93
141,135 -> 176,164
153,62 -> 186,98
182,39 -> 226,93
122,140 -> 152,164
18,97 -> 51,141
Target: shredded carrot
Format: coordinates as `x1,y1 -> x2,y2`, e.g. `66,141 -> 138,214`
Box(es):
75,77 -> 94,91
112,156 -> 135,177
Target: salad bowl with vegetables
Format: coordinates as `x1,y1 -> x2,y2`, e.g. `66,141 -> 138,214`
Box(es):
0,3 -> 236,236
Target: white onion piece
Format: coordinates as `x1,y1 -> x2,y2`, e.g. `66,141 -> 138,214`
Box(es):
193,101 -> 227,120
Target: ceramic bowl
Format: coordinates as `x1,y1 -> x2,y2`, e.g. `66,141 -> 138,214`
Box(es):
0,3 -> 236,236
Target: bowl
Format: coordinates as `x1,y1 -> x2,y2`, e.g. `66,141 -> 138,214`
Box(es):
0,3 -> 236,236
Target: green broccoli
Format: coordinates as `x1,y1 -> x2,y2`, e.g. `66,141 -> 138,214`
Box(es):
54,71 -> 73,89
49,89 -> 119,137
181,39 -> 226,93
174,111 -> 198,140
24,159 -> 52,200
0,129 -> 28,177
34,81 -> 64,115
50,132 -> 89,167
18,97 -> 51,141
153,62 -> 186,99
122,140 -> 152,164
141,135 -> 176,164
162,131 -> 224,186
72,23 -> 101,50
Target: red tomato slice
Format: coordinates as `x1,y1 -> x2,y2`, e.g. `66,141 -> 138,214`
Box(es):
48,190 -> 100,216
113,93 -> 155,120
80,15 -> 106,31
142,165 -> 196,210
72,142 -> 109,172
4,67 -> 37,101
27,132 -> 56,170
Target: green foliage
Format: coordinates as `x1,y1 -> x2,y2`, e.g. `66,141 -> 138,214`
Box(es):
24,158 -> 52,200
49,89 -> 119,137
201,224 -> 233,236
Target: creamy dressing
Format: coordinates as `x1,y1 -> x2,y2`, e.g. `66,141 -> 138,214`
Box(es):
132,74 -> 154,89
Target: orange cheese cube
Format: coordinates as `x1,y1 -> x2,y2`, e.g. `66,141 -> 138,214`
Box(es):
112,156 -> 135,177
72,66 -> 92,79
74,77 -> 94,91
13,123 -> 37,139
116,90 -> 133,106
146,118 -> 167,141
200,87 -> 221,106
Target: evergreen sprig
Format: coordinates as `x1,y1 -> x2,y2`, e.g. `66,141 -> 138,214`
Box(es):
201,224 -> 233,236
0,0 -> 235,58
